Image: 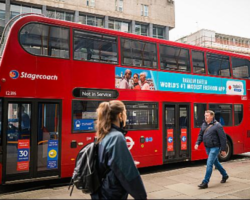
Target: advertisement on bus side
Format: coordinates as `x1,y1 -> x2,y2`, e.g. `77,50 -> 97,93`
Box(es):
115,67 -> 246,96
17,139 -> 30,171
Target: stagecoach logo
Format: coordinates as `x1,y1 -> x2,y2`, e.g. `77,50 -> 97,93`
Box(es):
9,70 -> 58,81
226,81 -> 244,95
9,70 -> 19,79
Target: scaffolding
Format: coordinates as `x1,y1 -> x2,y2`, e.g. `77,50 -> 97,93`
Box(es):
185,35 -> 250,56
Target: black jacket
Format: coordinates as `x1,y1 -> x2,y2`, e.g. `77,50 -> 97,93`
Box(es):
196,119 -> 227,151
91,125 -> 147,200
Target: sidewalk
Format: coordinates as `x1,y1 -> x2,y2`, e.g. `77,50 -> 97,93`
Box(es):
1,154 -> 250,199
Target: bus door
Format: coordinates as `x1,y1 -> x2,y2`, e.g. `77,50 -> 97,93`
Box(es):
2,99 -> 61,184
163,103 -> 190,163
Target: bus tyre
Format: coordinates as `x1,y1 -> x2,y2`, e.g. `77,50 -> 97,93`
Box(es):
218,140 -> 232,162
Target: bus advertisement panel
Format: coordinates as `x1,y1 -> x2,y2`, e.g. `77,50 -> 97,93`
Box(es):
115,67 -> 246,96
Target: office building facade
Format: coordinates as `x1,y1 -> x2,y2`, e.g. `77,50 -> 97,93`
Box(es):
0,0 -> 175,39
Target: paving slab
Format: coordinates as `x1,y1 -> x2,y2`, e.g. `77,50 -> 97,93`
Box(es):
192,191 -> 221,199
147,188 -> 181,199
142,180 -> 166,193
229,188 -> 250,199
167,174 -> 200,184
165,183 -> 210,196
170,194 -> 196,199
149,177 -> 180,187
214,194 -> 241,199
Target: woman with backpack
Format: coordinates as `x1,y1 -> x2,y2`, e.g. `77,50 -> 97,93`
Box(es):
91,100 -> 147,200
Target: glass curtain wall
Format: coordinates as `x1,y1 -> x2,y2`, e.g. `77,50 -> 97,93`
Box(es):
10,4 -> 42,19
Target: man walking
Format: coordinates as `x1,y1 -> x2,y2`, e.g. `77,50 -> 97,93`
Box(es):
194,110 -> 229,189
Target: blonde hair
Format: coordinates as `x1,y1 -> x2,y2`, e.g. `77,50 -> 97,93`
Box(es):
96,100 -> 125,143
205,110 -> 215,117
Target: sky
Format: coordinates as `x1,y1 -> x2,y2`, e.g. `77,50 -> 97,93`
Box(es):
169,0 -> 250,41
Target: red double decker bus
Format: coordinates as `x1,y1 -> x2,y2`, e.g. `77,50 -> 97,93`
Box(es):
0,14 -> 249,184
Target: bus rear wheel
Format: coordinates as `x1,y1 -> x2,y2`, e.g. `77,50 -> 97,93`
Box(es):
218,140 -> 232,162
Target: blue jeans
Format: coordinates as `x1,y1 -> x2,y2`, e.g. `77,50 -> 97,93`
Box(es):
203,147 -> 228,184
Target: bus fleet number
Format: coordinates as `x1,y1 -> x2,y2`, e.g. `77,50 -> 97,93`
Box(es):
6,91 -> 17,96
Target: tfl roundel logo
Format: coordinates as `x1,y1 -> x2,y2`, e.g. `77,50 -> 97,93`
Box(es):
9,70 -> 19,79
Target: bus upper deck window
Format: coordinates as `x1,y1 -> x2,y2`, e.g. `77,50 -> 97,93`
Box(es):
192,50 -> 205,74
207,53 -> 230,77
19,23 -> 70,59
73,30 -> 118,64
121,38 -> 157,69
232,57 -> 250,79
160,45 -> 190,72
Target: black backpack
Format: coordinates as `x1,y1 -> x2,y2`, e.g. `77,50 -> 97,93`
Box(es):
68,142 -> 101,196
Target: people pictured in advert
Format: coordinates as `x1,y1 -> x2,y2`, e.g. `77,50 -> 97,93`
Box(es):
119,69 -> 132,89
139,72 -> 150,90
133,73 -> 141,90
194,110 -> 229,189
91,100 -> 147,200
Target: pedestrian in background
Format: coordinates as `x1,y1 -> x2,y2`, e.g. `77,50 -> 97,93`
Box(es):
194,110 -> 229,189
91,100 -> 147,199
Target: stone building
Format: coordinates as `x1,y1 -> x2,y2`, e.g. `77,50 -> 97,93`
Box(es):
176,29 -> 250,56
0,0 -> 175,39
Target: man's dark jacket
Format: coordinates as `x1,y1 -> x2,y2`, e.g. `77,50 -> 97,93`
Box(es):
91,125 -> 147,200
196,119 -> 227,151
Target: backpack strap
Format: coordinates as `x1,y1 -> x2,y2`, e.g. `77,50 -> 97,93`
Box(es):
203,120 -> 219,135
68,178 -> 75,196
203,124 -> 213,135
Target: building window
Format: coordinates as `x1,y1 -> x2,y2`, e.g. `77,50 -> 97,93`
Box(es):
135,24 -> 148,36
10,5 -> 20,18
79,14 -> 104,28
47,10 -> 74,22
116,0 -> 123,12
87,0 -> 95,7
0,2 -> 5,20
32,7 -> 42,14
22,6 -> 31,14
10,4 -> 42,19
141,5 -> 148,16
108,19 -> 130,33
153,26 -> 164,39
65,12 -> 74,22
207,53 -> 230,77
